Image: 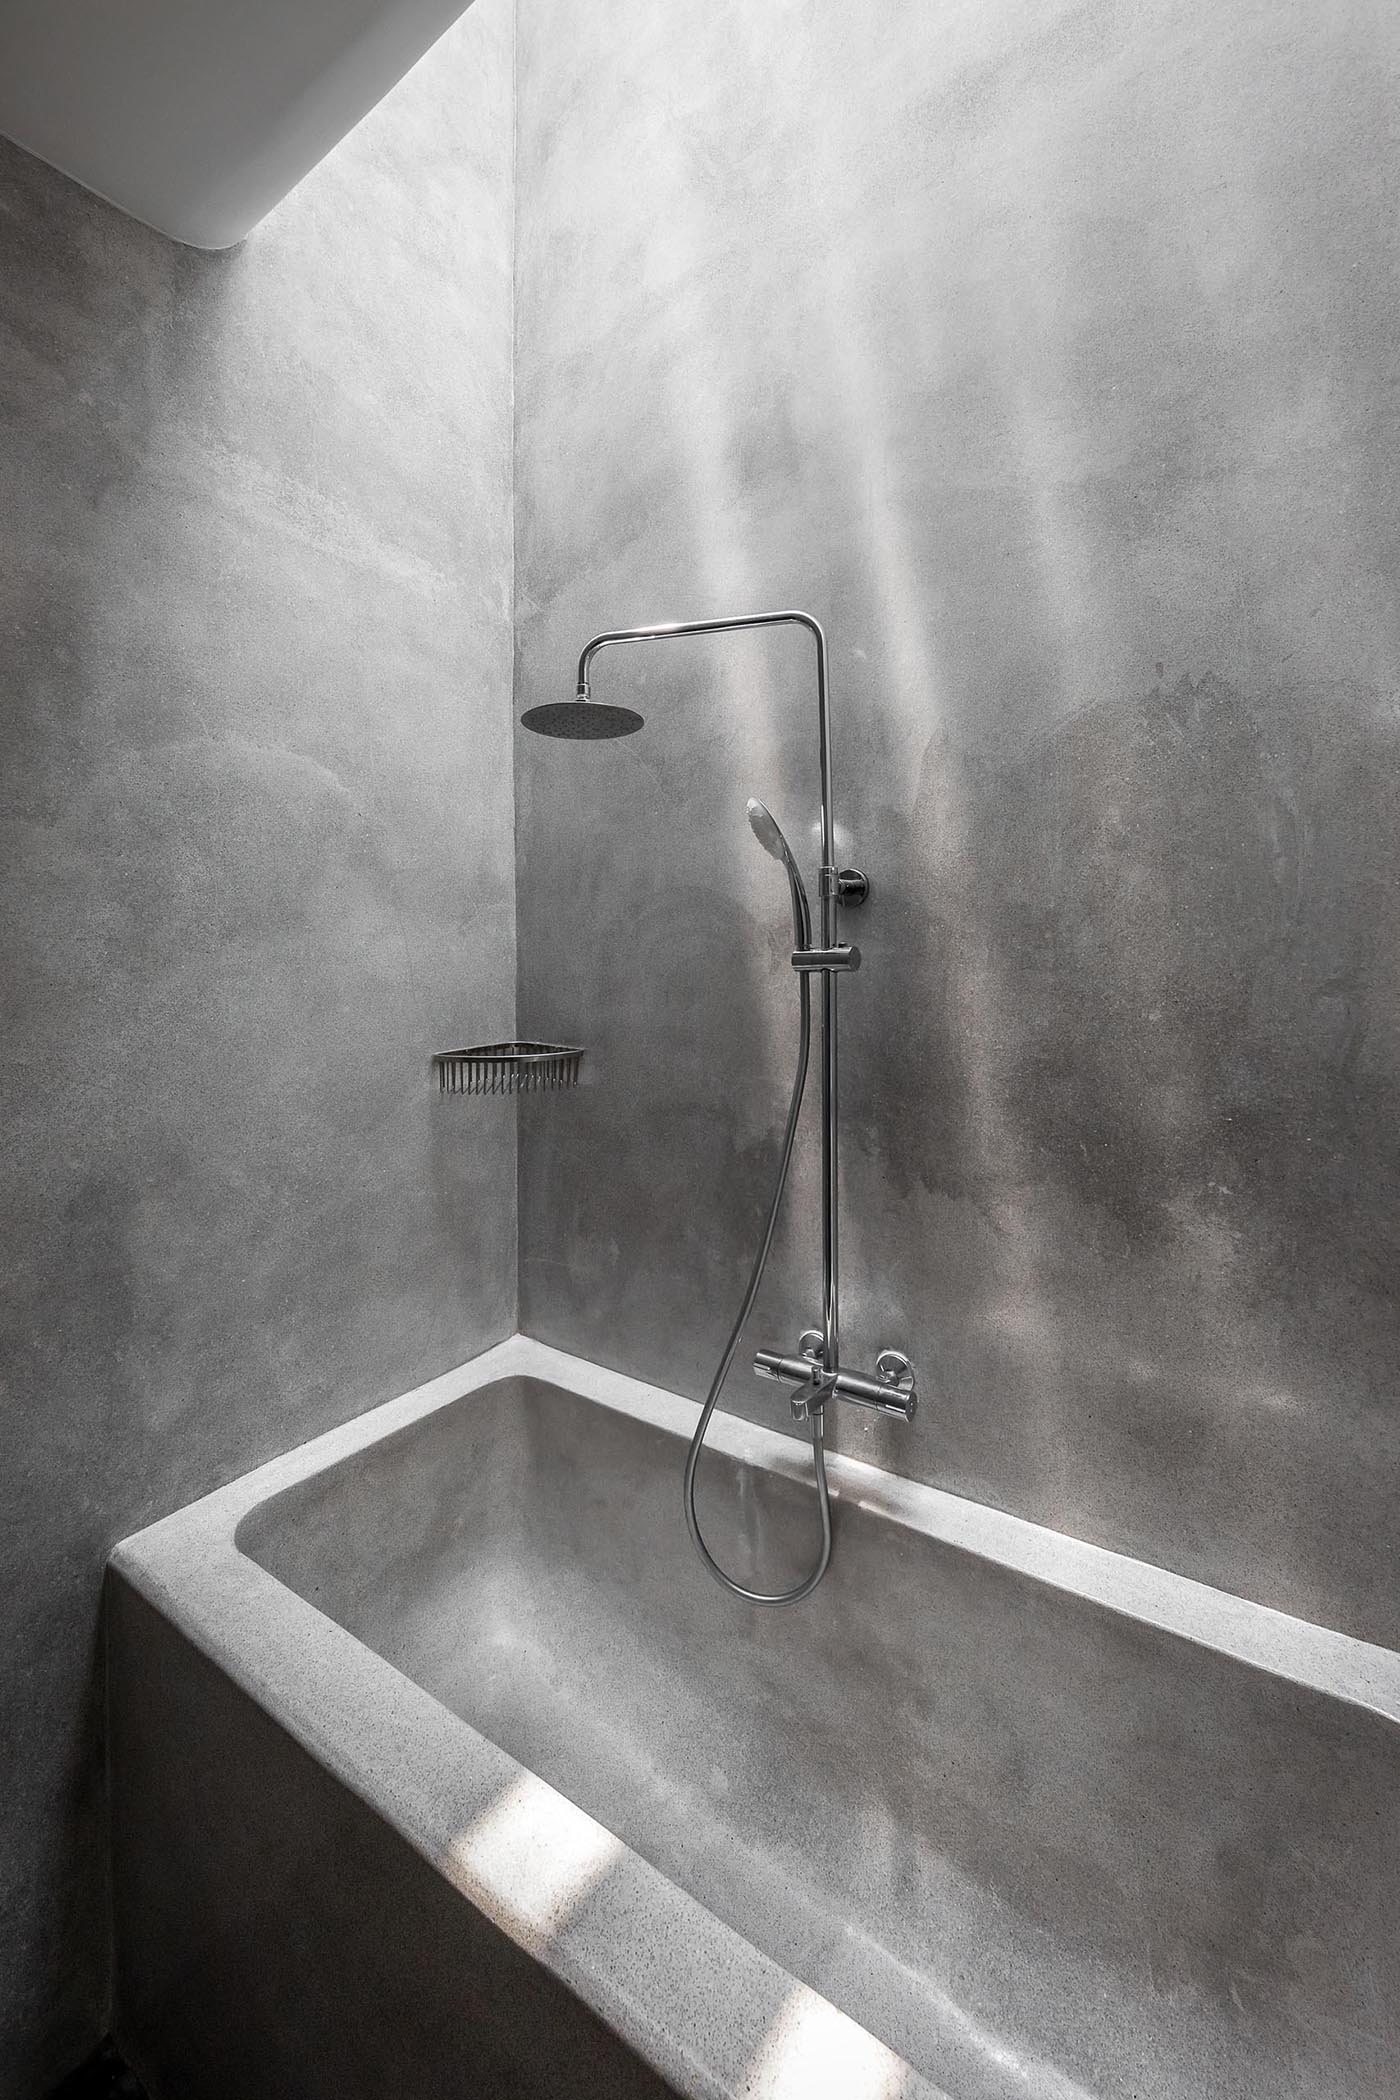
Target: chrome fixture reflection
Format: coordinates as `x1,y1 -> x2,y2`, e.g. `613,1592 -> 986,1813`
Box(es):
522,610 -> 916,1603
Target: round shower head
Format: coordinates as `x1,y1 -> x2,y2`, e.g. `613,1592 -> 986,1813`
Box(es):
747,797 -> 798,871
520,699 -> 644,740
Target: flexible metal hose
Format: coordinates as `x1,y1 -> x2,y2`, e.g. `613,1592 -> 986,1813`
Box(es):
682,959 -> 832,1605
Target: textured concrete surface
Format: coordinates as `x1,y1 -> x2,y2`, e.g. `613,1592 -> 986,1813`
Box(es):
121,1344 -> 1399,2099
513,0 -> 1400,1649
109,1583 -> 688,2100
109,1341 -> 948,2100
0,4 -> 515,2087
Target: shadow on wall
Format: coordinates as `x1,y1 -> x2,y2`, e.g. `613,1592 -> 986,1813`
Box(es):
849,667 -> 1400,1610
513,642 -> 1400,1640
0,158 -> 253,2091
878,669 -> 1400,1254
510,0 -> 1400,1650
1,19 -> 519,2069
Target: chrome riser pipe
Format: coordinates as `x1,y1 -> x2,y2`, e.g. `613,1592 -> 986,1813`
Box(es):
568,609 -> 913,1603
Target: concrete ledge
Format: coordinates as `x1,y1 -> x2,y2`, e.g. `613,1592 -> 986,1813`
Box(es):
111,1334 -> 954,2100
110,1333 -> 1400,2098
119,1331 -> 1400,1726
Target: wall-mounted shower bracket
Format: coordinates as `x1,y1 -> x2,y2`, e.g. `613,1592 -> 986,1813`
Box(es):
792,943 -> 861,973
822,866 -> 869,908
753,1341 -> 918,1423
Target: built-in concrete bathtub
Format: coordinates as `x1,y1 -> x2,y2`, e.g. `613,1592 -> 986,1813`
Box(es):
108,1337 -> 1400,2100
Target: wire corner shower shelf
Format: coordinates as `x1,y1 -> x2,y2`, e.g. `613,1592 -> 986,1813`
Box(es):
431,1041 -> 583,1097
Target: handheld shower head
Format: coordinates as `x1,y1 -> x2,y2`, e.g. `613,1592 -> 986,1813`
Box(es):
747,798 -> 799,874
747,798 -> 811,947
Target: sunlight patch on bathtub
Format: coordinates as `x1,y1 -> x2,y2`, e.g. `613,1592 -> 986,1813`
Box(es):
444,1771 -> 623,1950
743,1983 -> 916,2099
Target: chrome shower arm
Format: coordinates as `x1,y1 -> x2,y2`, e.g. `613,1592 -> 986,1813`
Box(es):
576,608 -> 847,1384
575,611 -> 836,899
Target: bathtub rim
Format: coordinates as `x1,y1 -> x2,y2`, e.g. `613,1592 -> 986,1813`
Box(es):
109,1332 -> 1400,2100
109,1335 -> 953,2100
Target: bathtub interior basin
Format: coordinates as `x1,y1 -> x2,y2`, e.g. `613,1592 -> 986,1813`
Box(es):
229,1370 -> 1399,2100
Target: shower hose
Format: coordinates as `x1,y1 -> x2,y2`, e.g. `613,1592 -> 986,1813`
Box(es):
681,963 -> 833,1605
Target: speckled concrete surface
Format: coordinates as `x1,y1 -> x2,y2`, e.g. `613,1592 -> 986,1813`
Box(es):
112,1337 -> 1399,2098
513,0 -> 1400,1654
110,1339 -> 950,2100
0,4 -> 515,2087
14,0 -> 1400,2085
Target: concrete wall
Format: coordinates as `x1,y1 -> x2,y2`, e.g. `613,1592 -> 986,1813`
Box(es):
0,2 -> 515,2086
514,0 -> 1400,1651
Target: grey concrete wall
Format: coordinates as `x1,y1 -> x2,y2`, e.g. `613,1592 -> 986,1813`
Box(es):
0,2 -> 515,2086
514,0 -> 1400,1650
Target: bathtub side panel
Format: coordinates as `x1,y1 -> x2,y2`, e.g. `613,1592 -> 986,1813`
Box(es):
106,1570 -> 681,2100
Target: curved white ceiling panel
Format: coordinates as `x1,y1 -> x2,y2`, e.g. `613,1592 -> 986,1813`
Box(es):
0,0 -> 475,248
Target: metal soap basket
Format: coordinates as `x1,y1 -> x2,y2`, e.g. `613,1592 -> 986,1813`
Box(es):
432,1041 -> 583,1096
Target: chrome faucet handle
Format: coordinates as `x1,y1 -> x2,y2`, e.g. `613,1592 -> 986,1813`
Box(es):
789,1369 -> 838,1423
753,1343 -> 917,1423
791,1329 -> 828,1419
875,1350 -> 915,1399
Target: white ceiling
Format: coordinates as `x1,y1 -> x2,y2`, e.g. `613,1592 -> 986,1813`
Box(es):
0,0 -> 475,248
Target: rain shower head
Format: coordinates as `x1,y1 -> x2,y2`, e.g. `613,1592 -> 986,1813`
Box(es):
520,696 -> 644,739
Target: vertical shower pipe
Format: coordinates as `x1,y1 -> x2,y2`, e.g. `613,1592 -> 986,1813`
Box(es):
574,611 -> 843,1381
